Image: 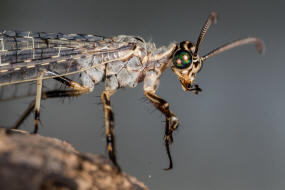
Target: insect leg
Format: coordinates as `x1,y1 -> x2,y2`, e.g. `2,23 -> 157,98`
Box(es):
33,72 -> 44,133
144,91 -> 179,170
101,90 -> 121,172
12,72 -> 44,133
12,75 -> 91,133
13,101 -> 35,130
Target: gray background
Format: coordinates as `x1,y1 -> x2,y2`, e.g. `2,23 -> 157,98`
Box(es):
0,0 -> 284,189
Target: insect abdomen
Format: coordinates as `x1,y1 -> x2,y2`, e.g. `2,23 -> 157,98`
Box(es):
78,46 -> 142,91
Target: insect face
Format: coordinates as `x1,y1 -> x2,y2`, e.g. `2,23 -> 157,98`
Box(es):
171,41 -> 203,91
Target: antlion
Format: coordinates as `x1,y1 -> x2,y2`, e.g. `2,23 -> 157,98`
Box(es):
0,12 -> 263,172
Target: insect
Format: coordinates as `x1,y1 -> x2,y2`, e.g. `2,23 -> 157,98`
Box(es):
0,12 -> 263,172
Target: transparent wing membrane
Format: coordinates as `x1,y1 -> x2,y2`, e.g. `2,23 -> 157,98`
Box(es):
0,30 -> 135,86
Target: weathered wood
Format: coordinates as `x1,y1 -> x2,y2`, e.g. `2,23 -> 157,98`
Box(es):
0,128 -> 148,190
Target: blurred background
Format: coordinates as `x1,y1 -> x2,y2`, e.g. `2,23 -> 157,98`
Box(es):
0,0 -> 284,189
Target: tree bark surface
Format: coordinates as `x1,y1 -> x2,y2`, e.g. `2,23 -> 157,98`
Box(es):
0,128 -> 148,190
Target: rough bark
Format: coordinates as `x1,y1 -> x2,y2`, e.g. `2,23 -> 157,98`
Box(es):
0,128 -> 148,190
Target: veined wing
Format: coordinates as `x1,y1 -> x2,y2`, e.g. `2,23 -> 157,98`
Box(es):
0,30 -> 136,86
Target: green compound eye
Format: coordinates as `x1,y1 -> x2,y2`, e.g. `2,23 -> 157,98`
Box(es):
173,50 -> 192,69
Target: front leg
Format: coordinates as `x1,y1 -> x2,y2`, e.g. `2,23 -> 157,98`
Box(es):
144,90 -> 179,170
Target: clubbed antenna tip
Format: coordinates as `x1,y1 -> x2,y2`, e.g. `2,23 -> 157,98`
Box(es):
202,37 -> 265,61
255,38 -> 265,54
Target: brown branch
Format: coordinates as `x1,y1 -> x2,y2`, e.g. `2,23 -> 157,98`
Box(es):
0,128 -> 148,190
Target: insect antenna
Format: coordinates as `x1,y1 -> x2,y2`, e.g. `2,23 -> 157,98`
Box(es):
193,12 -> 264,62
194,12 -> 218,57
201,37 -> 264,61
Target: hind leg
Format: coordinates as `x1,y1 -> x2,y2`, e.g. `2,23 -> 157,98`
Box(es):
12,74 -> 91,133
